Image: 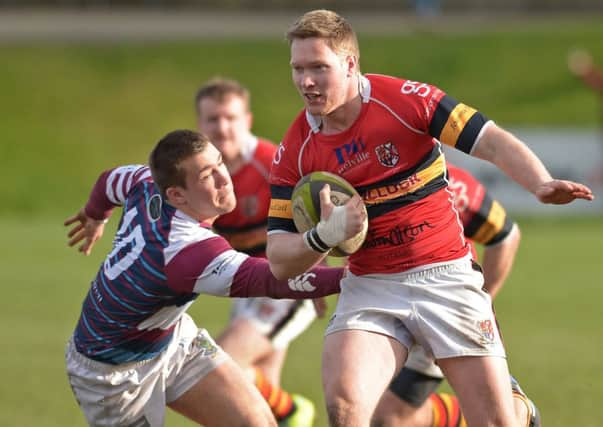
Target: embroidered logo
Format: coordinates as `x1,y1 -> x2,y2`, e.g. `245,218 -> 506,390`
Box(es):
147,194 -> 162,222
477,319 -> 495,344
375,142 -> 399,168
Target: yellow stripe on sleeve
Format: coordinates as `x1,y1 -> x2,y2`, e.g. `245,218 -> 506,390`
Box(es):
473,200 -> 506,244
268,199 -> 292,219
440,103 -> 478,148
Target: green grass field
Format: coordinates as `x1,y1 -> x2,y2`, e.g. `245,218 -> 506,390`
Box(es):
1,18 -> 602,427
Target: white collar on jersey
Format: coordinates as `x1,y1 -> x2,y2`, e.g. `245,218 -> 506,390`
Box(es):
305,74 -> 372,133
240,133 -> 259,162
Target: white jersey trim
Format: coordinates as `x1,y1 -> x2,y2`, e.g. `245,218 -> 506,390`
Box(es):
470,119 -> 495,155
193,249 -> 249,296
164,211 -> 216,265
297,129 -> 313,178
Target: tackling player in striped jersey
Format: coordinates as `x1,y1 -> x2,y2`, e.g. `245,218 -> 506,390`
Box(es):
64,130 -> 344,427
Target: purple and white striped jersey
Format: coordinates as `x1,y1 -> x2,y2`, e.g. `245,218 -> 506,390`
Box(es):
73,165 -> 343,365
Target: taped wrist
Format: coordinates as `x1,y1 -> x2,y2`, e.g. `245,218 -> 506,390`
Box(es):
303,204 -> 348,253
303,228 -> 330,253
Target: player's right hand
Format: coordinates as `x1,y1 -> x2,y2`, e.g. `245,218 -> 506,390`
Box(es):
64,208 -> 107,256
535,180 -> 594,204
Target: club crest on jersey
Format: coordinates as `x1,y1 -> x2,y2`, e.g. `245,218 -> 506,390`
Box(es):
147,194 -> 162,222
477,319 -> 495,344
375,142 -> 399,168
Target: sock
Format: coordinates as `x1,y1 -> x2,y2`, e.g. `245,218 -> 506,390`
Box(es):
254,368 -> 295,420
430,393 -> 467,427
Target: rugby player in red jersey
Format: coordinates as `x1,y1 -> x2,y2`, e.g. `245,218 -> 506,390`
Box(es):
63,130 -> 344,427
373,163 -> 539,427
265,9 -> 593,427
195,78 -> 317,426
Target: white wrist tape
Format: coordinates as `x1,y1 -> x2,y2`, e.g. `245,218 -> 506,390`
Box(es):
317,204 -> 348,247
302,205 -> 348,253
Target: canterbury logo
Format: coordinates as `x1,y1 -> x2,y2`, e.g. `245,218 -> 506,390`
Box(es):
288,272 -> 317,292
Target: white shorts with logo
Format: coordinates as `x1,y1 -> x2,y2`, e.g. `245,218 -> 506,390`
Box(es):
65,313 -> 228,427
325,254 -> 505,363
230,297 -> 317,349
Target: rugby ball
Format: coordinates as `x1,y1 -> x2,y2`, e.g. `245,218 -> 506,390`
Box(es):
291,171 -> 368,257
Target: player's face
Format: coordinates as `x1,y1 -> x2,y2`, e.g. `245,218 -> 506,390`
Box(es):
177,143 -> 236,220
290,37 -> 353,116
197,95 -> 252,166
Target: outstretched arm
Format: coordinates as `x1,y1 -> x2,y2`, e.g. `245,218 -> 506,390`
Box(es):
472,124 -> 594,204
230,259 -> 344,299
63,165 -> 150,255
64,208 -> 108,256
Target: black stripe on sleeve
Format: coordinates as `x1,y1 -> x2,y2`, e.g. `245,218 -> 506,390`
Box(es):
455,111 -> 489,154
464,195 -> 493,239
428,95 -> 459,139
271,184 -> 293,200
486,216 -> 514,246
268,217 -> 297,233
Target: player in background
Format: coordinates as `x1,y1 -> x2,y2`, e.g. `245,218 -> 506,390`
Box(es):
195,78 -> 317,427
372,163 -> 540,427
266,9 -> 593,427
63,130 -> 344,427
568,49 -> 603,96
568,49 -> 603,187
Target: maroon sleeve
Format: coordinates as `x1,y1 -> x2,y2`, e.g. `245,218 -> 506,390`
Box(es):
84,165 -> 150,221
230,257 -> 343,299
84,169 -> 117,221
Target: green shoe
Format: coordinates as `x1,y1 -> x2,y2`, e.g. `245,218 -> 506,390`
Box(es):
278,394 -> 315,427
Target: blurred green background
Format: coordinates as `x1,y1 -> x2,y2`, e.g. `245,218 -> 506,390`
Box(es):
1,13 -> 602,427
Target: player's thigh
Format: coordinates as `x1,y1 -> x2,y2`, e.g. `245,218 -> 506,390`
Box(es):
438,355 -> 516,427
322,329 -> 407,409
168,358 -> 276,427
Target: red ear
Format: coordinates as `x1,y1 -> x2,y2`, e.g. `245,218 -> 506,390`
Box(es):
165,186 -> 185,206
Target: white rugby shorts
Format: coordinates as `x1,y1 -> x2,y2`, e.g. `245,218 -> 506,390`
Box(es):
65,313 -> 228,427
230,297 -> 317,349
325,255 -> 505,362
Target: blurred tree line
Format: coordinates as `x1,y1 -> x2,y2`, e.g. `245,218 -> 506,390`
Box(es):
0,0 -> 601,12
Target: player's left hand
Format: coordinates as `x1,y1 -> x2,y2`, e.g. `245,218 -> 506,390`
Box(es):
535,180 -> 594,204
64,208 -> 107,256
